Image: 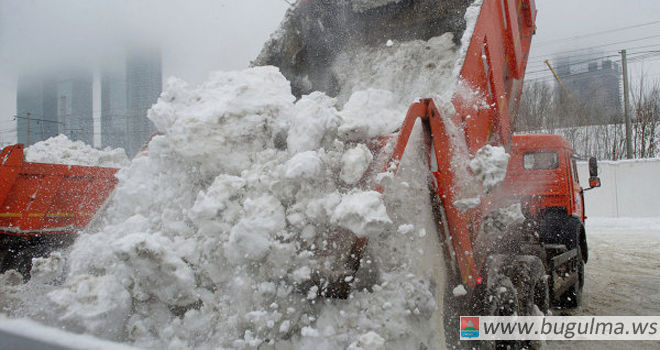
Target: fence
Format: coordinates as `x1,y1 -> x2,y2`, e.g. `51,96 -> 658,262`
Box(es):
577,158 -> 660,217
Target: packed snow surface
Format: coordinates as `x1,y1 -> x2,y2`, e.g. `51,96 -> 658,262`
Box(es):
351,0 -> 404,13
1,66 -> 450,349
25,134 -> 130,168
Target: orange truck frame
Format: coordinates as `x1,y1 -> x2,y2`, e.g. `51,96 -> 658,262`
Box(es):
338,1 -> 602,346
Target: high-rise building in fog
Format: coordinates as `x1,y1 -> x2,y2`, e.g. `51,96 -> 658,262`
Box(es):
56,70 -> 94,145
553,56 -> 622,126
16,74 -> 57,146
101,48 -> 162,157
16,69 -> 93,146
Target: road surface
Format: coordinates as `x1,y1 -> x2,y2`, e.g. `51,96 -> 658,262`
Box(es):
547,218 -> 660,350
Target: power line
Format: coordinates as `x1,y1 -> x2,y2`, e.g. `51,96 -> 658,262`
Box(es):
533,20 -> 660,47
525,54 -> 621,75
530,34 -> 660,59
524,51 -> 660,82
526,46 -> 660,69
526,43 -> 660,70
525,50 -> 660,77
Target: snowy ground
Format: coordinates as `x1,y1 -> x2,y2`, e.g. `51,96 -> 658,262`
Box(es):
547,217 -> 660,350
2,217 -> 657,349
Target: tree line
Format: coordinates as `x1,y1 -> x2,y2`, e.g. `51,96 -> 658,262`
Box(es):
513,78 -> 659,160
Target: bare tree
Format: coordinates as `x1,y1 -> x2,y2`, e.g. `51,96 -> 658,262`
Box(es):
631,78 -> 660,158
513,81 -> 555,132
514,77 -> 660,160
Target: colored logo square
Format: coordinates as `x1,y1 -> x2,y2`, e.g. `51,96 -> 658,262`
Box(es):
460,316 -> 480,338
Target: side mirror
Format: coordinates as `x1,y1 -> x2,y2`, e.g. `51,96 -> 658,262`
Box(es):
588,157 -> 598,177
588,157 -> 601,189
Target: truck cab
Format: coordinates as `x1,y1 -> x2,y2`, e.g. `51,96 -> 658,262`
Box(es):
499,134 -> 601,308
504,134 -> 599,223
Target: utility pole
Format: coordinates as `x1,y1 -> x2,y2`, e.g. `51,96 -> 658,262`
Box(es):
26,112 -> 31,147
621,50 -> 633,159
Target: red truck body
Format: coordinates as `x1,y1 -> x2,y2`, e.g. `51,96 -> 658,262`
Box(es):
503,134 -> 586,221
0,144 -> 118,237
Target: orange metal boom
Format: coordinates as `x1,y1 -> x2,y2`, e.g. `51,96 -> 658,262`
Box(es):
384,0 -> 537,289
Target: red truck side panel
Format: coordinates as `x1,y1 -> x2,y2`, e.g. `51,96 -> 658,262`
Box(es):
0,144 -> 119,237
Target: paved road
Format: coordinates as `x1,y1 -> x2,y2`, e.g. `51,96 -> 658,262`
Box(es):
546,224 -> 660,350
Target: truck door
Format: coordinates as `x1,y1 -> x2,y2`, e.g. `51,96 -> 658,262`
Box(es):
569,154 -> 584,221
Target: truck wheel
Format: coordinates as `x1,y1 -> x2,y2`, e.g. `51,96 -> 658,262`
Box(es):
480,274 -> 522,350
485,274 -> 519,316
559,246 -> 584,308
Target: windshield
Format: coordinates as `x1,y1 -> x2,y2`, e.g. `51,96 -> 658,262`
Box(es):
523,151 -> 559,170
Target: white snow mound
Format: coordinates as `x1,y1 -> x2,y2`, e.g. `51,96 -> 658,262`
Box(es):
25,134 -> 129,168
2,66 -> 449,349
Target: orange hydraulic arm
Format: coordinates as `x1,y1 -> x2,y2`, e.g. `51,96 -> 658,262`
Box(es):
382,0 -> 537,289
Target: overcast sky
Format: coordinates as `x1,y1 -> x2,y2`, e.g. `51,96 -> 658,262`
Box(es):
1,0 -> 660,145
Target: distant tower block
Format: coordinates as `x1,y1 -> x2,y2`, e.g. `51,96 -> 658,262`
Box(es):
101,47 -> 162,157
17,68 -> 93,146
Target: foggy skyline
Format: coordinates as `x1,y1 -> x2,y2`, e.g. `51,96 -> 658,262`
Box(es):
2,0 -> 660,146
0,0 -> 290,145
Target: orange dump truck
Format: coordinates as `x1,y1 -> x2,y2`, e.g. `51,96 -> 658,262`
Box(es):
0,144 -> 118,276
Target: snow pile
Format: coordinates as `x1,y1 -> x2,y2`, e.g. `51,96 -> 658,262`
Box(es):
25,134 -> 130,168
454,0 -> 484,78
351,0 -> 404,13
3,66 -> 447,349
332,33 -> 458,105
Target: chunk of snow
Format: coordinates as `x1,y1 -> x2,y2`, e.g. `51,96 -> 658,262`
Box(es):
301,326 -> 320,337
454,197 -> 481,211
338,89 -> 406,140
398,224 -> 414,235
287,92 -> 340,153
347,331 -> 386,350
285,151 -> 322,179
470,144 -> 510,192
340,143 -> 373,184
453,284 -> 468,297
331,191 -> 393,238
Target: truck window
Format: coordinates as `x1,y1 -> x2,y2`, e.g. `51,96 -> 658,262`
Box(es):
523,151 -> 559,170
572,159 -> 580,183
